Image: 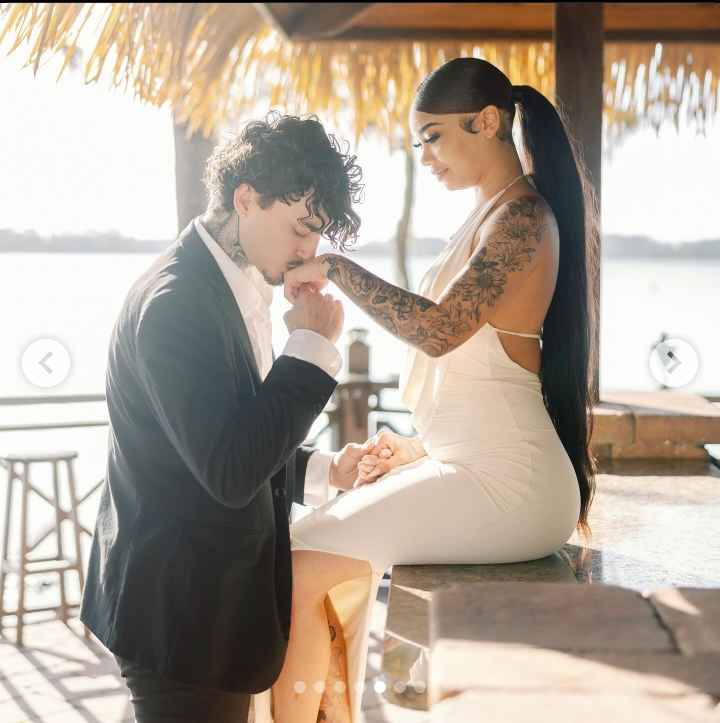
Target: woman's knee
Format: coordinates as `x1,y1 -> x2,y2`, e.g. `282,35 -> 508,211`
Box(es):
291,549 -> 371,604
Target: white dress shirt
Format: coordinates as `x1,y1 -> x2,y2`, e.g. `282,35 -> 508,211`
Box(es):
195,218 -> 337,507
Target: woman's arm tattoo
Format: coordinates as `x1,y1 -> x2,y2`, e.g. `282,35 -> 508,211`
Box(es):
323,196 -> 545,357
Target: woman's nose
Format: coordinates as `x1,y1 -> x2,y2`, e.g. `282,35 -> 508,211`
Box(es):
420,144 -> 433,166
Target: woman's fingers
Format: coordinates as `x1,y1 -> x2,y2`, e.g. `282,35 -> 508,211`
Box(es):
355,442 -> 398,487
358,462 -> 383,479
360,449 -> 393,472
359,460 -> 390,478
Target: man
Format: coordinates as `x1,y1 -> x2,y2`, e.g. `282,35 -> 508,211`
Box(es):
80,113 -> 366,722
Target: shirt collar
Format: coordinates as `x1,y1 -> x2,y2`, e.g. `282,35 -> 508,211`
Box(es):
194,217 -> 274,313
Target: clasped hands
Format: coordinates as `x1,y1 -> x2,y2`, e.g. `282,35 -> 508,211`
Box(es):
329,430 -> 427,492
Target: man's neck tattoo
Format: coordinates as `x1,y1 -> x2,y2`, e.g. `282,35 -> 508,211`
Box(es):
228,212 -> 249,266
203,208 -> 249,268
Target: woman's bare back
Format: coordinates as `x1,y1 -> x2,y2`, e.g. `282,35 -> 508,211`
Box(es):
470,184 -> 560,375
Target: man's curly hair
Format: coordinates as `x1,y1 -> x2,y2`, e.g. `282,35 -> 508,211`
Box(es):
203,112 -> 364,251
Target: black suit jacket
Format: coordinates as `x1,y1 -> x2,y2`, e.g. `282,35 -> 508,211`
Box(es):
80,221 -> 337,693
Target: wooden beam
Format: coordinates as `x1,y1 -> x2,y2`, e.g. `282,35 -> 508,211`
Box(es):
347,2 -> 720,35
252,3 -> 300,40
256,3 -> 376,40
554,3 -> 604,405
256,1 -> 720,42
290,3 -> 376,38
318,27 -> 720,42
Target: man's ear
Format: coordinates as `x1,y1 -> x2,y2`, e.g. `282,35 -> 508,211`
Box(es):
233,184 -> 255,218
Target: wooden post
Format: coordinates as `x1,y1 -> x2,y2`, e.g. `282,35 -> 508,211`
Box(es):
52,461 -> 69,624
334,330 -> 372,448
554,3 -> 603,405
0,463 -> 15,626
17,463 -> 29,646
173,113 -> 216,233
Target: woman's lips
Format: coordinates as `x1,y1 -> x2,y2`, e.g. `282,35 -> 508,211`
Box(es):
433,169 -> 448,180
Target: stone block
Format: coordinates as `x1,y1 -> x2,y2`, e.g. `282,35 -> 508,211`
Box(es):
591,401 -> 634,445
603,391 -> 720,445
430,582 -> 674,653
430,644 -> 720,700
429,689 -> 720,723
647,587 -> 720,655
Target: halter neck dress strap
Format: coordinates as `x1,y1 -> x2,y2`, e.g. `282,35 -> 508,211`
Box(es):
488,322 -> 542,339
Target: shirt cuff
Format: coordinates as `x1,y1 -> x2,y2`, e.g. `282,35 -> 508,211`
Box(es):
282,329 -> 342,379
303,450 -> 334,507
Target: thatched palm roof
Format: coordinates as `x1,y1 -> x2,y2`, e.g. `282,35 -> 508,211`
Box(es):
1,3 -> 718,147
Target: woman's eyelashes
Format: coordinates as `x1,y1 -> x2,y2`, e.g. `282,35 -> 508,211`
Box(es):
412,133 -> 440,149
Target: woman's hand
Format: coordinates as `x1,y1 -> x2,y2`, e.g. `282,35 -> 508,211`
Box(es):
284,255 -> 330,303
354,430 -> 427,487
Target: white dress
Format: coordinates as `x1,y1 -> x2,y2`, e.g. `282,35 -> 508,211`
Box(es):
251,174 -> 581,722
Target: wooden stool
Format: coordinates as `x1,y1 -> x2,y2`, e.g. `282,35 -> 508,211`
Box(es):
0,450 -> 88,646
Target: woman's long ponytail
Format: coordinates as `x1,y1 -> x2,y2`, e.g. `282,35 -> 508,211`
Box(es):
513,84 -> 599,541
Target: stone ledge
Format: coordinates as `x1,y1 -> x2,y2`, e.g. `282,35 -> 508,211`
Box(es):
591,391 -> 720,459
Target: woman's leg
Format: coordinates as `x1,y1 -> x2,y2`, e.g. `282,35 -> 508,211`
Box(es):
317,595 -> 352,722
271,549 -> 371,723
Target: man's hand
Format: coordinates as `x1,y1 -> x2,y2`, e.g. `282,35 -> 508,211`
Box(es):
355,430 -> 427,486
329,443 -> 368,491
283,287 -> 344,344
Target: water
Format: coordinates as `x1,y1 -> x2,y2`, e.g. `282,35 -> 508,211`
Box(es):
3,250 -> 718,391
0,251 -> 718,603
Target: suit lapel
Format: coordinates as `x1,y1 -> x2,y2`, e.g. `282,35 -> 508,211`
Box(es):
175,221 -> 262,388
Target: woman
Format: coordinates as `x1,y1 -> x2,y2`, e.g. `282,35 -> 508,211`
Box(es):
253,57 -> 598,723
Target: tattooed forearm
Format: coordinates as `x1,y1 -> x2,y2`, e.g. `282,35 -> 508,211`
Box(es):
321,255 -> 447,354
322,195 -> 545,357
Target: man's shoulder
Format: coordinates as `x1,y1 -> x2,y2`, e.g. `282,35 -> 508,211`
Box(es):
119,242 -> 220,344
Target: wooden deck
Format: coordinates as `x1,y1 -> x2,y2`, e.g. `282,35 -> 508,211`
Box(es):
0,582 -> 424,722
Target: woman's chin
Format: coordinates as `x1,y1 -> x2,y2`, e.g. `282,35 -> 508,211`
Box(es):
443,176 -> 473,191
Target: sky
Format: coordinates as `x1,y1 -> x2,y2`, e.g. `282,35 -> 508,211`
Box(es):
1,37 -> 719,245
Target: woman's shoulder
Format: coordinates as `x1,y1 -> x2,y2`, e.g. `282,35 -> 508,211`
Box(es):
492,187 -> 554,223
472,190 -> 558,254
